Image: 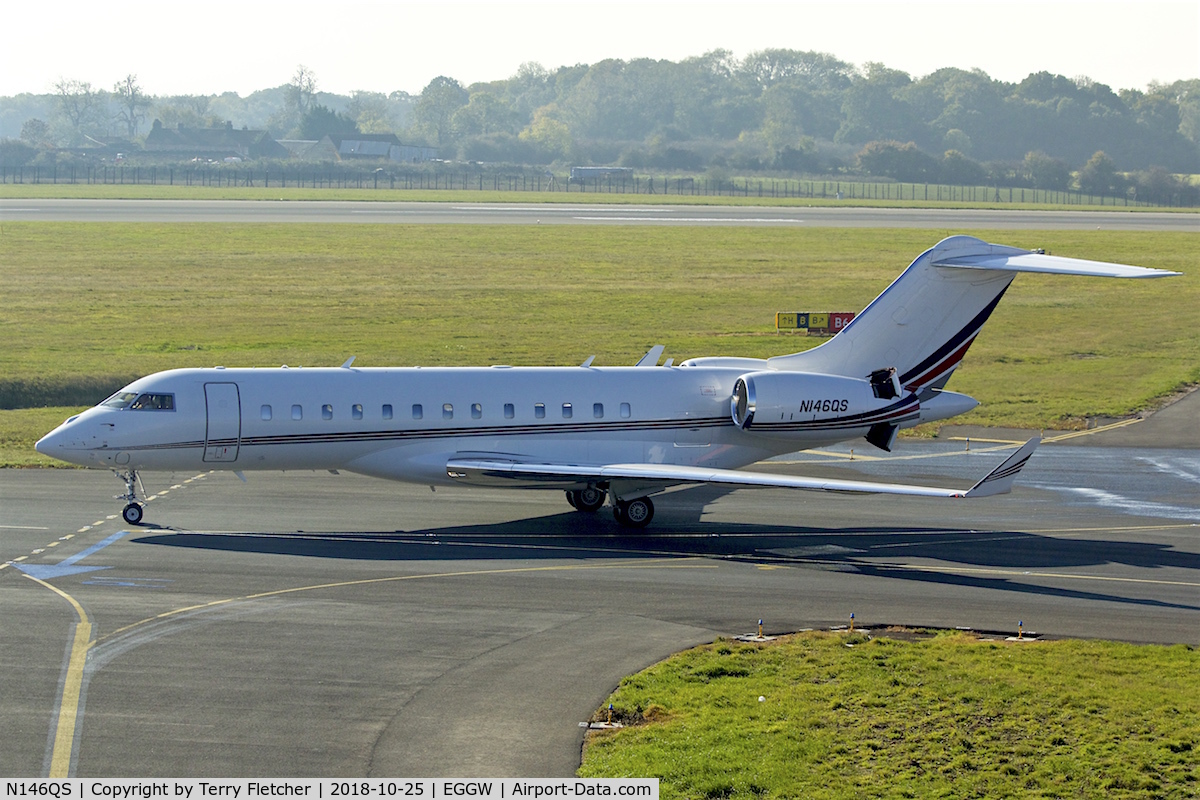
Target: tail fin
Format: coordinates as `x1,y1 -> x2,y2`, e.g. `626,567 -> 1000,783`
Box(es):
769,236 -> 1179,393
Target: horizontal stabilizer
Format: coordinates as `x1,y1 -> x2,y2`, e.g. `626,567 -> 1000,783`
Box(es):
933,249 -> 1181,279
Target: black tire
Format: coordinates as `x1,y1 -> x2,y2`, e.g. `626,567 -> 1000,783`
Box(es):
565,490 -> 579,509
575,486 -> 606,512
614,497 -> 654,528
122,503 -> 144,525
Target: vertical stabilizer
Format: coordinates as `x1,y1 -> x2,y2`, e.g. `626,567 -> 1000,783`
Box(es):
768,237 -> 1020,391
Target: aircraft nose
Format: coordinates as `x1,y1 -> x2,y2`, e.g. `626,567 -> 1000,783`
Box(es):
35,417 -> 89,463
35,425 -> 68,456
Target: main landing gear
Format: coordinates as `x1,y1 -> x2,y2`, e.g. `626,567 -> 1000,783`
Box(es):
612,497 -> 654,528
114,469 -> 146,525
564,487 -> 655,529
565,486 -> 606,512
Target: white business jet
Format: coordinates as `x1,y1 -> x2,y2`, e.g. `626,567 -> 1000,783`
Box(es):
37,236 -> 1178,528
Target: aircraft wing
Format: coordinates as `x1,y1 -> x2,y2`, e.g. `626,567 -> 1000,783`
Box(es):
447,437 -> 1040,499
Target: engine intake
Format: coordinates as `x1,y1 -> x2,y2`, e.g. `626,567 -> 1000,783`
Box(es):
730,370 -> 920,442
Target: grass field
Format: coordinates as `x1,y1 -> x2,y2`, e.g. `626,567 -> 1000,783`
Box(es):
3,223 -> 1196,466
578,632 -> 1200,798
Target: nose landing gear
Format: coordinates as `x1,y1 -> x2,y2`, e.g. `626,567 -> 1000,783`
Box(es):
114,469 -> 146,525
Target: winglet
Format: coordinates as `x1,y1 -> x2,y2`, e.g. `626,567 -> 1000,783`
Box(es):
341,356 -> 357,368
963,437 -> 1040,498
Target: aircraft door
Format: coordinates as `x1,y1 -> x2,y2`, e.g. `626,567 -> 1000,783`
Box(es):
204,382 -> 241,462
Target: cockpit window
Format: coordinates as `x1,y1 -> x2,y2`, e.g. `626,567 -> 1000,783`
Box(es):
130,393 -> 175,411
107,392 -> 176,411
102,391 -> 139,408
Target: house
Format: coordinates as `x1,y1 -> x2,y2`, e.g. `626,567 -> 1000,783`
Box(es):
144,120 -> 290,160
305,133 -> 438,163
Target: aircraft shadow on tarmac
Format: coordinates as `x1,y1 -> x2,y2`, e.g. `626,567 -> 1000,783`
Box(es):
131,488 -> 1200,612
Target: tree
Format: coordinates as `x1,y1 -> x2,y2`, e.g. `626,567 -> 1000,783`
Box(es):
940,150 -> 985,185
1077,150 -> 1119,195
413,76 -> 468,146
347,90 -> 393,134
20,118 -> 52,147
299,104 -> 359,139
154,95 -> 220,129
1130,167 -> 1195,205
113,74 -> 150,138
452,91 -> 513,137
1023,151 -> 1070,190
836,67 -> 926,146
53,78 -> 105,145
270,65 -> 319,136
856,140 -> 938,181
287,65 -> 318,118
0,139 -> 38,167
740,49 -> 855,92
518,104 -> 573,161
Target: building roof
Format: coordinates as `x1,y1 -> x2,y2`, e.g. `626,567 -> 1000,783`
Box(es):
144,121 -> 289,159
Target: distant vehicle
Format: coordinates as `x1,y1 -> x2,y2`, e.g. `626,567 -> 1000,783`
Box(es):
37,237 -> 1179,528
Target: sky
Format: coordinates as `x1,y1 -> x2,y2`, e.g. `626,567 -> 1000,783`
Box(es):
1,0 -> 1196,98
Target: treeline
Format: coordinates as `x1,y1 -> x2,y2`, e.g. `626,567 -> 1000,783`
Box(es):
3,52 -> 1199,192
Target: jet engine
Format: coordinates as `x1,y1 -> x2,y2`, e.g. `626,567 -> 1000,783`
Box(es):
730,370 -> 920,450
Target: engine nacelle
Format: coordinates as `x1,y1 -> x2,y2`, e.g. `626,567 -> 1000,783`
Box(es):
730,370 -> 920,445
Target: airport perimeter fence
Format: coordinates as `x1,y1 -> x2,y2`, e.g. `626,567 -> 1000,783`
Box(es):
0,163 -> 1183,207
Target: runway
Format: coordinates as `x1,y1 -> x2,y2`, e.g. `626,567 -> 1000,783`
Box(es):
1,198 -> 1196,229
2,439 -> 1198,777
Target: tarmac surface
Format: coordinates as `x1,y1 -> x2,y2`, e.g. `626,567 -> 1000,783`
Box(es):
3,426 -> 1199,778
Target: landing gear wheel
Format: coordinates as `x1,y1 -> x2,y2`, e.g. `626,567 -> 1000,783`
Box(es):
613,497 -> 654,528
567,487 -> 606,512
575,486 -> 606,512
122,502 -> 145,525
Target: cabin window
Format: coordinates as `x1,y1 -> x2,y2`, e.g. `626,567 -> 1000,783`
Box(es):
471,403 -> 482,420
504,403 -> 515,419
534,403 -> 546,419
593,403 -> 604,419
352,404 -> 364,420
322,404 -> 333,420
292,404 -> 303,421
261,405 -> 272,421
562,403 -> 573,419
443,403 -> 454,420
620,402 -> 631,418
382,404 -> 393,420
412,404 -> 423,420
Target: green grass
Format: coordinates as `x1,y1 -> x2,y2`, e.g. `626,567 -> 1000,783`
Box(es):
578,632 -> 1200,799
3,223 -> 1197,466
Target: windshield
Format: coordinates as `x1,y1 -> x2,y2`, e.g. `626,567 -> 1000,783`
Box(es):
101,391 -> 175,411
102,391 -> 139,408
